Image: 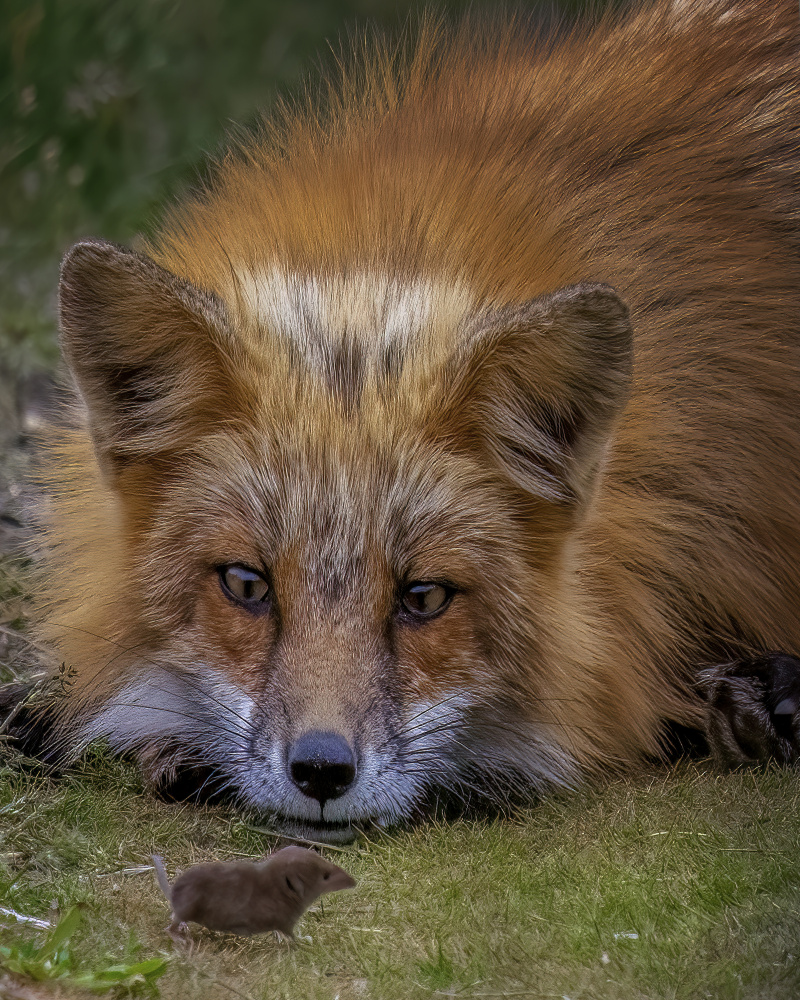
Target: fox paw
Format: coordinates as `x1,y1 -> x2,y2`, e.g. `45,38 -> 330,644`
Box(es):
699,653 -> 800,767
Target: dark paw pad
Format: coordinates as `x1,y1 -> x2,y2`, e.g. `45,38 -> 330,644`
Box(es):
699,653 -> 800,767
0,683 -> 62,766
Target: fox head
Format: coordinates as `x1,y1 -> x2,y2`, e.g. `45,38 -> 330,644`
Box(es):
47,238 -> 632,841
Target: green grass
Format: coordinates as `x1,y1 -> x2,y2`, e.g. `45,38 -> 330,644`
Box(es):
1,746 -> 799,999
0,906 -> 169,994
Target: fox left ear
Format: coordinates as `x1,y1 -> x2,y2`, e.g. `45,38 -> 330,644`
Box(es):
440,282 -> 633,508
59,240 -> 242,482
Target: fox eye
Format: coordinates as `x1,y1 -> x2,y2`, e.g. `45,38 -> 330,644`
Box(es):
400,582 -> 453,619
219,564 -> 270,610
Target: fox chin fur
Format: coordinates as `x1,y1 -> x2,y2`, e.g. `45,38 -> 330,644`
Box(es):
30,0 -> 800,841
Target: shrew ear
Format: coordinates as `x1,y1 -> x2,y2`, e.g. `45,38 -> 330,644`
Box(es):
59,240 -> 239,479
443,283 -> 633,507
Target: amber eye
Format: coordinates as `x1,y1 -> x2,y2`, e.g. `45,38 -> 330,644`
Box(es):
219,564 -> 270,610
400,581 -> 453,619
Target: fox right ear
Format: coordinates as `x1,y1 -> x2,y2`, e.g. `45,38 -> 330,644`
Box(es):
438,282 -> 633,510
59,240 -> 243,480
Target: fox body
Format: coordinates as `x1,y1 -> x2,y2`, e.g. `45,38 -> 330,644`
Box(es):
35,0 -> 800,841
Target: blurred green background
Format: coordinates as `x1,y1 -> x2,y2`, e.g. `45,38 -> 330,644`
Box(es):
0,0 -> 606,383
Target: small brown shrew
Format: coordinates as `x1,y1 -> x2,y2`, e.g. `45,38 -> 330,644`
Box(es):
152,846 -> 355,942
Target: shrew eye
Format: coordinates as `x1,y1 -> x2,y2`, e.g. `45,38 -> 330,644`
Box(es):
400,581 -> 453,619
219,564 -> 270,610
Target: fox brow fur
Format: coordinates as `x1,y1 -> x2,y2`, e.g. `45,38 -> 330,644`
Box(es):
30,0 -> 800,819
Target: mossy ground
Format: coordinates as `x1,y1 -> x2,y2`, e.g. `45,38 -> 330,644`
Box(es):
1,747 -> 799,999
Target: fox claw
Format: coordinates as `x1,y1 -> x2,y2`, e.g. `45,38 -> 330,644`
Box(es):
700,653 -> 800,767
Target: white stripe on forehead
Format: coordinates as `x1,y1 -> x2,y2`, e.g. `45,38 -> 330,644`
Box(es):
233,267 -> 473,368
669,0 -> 750,28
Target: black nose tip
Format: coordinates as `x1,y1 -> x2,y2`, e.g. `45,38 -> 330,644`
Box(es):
288,730 -> 356,806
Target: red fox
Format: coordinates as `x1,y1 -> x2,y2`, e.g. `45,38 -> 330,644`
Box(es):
21,0 -> 800,841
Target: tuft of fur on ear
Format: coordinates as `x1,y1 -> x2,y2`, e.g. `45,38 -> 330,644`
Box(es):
59,240 -> 240,479
442,283 -> 633,507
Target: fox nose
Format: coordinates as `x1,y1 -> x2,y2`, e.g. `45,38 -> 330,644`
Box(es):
288,730 -> 356,806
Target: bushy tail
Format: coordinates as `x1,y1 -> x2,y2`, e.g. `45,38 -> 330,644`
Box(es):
151,854 -> 172,902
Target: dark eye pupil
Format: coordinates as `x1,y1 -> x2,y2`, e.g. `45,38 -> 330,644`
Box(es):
220,565 -> 269,604
402,582 -> 450,617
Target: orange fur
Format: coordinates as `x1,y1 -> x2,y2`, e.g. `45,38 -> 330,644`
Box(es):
35,0 -> 800,839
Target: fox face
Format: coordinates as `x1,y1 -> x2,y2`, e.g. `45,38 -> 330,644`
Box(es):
49,242 -> 632,841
